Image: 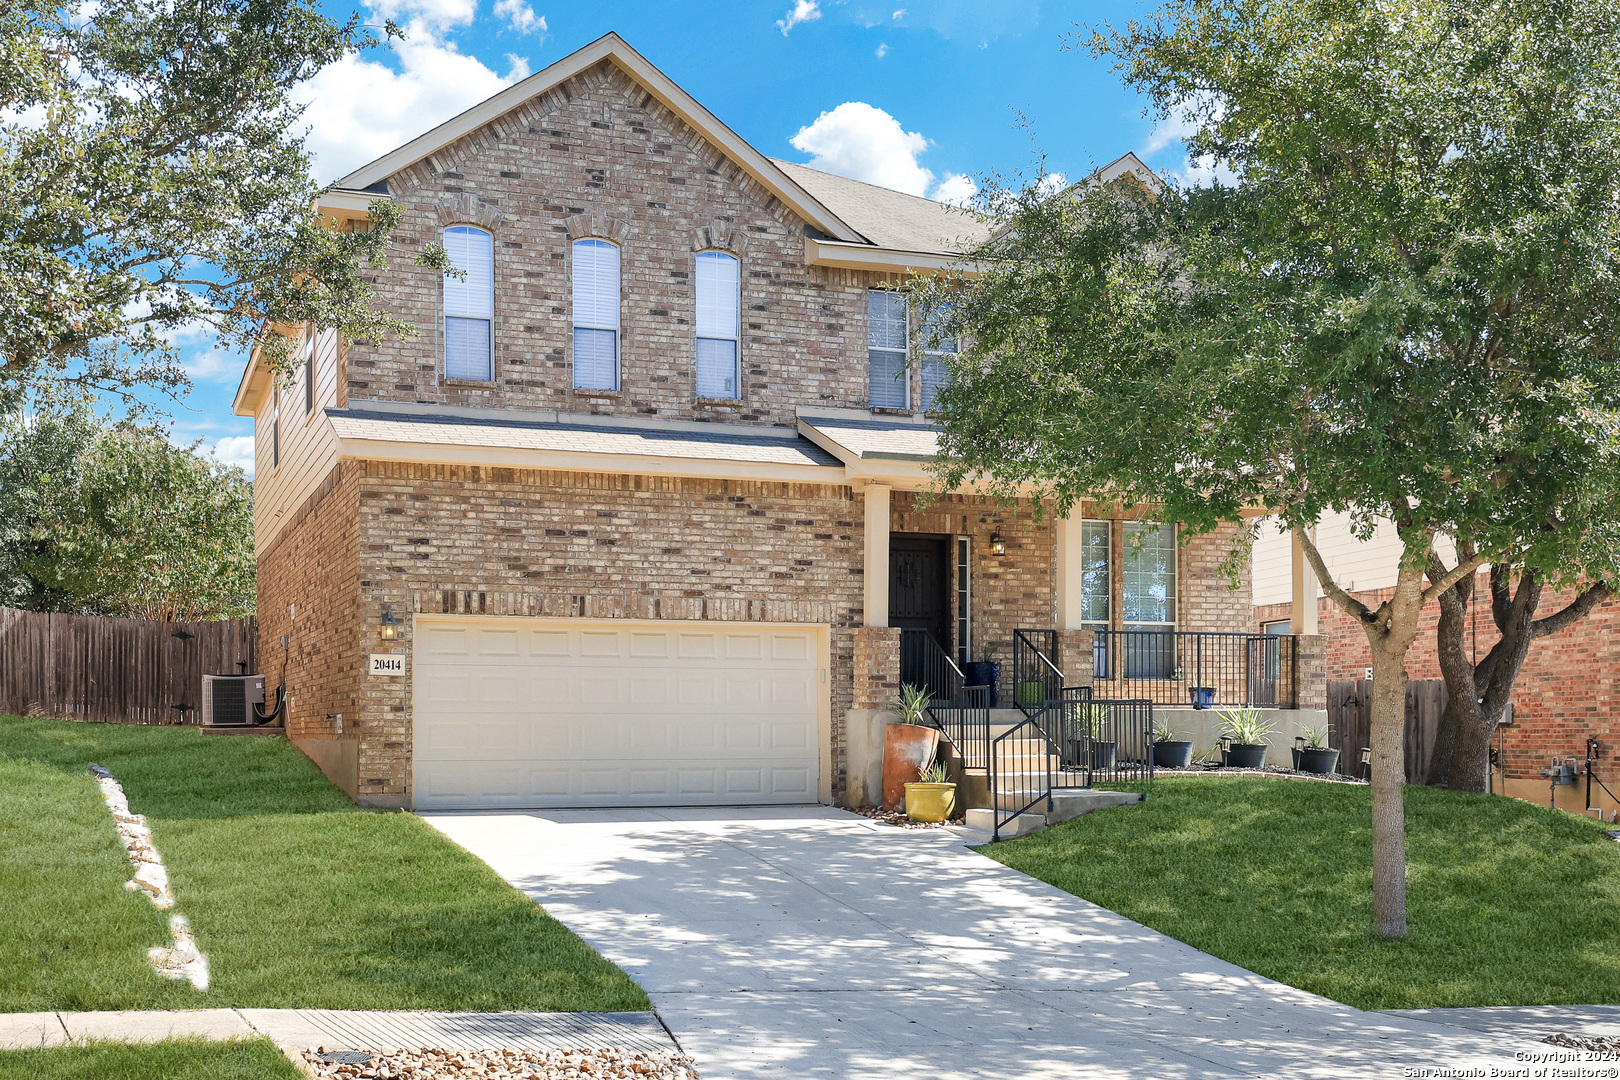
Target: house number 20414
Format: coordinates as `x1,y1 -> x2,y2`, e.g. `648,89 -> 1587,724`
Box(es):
369,654 -> 406,677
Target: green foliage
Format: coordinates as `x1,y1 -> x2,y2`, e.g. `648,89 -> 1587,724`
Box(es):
0,1038 -> 305,1080
1152,719 -> 1178,744
1303,725 -> 1328,749
920,0 -> 1620,591
0,714 -> 648,1011
1218,706 -> 1276,745
0,0 -> 429,407
888,683 -> 932,725
986,778 -> 1620,1009
917,760 -> 951,784
0,399 -> 253,619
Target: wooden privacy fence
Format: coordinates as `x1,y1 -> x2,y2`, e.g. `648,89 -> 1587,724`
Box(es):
0,606 -> 256,725
1326,678 -> 1447,783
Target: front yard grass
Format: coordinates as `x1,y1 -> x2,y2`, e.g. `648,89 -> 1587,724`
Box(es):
0,1039 -> 302,1080
0,714 -> 647,1013
983,776 -> 1620,1010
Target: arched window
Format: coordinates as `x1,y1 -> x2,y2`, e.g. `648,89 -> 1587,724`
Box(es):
695,251 -> 740,399
572,238 -> 620,390
443,225 -> 494,380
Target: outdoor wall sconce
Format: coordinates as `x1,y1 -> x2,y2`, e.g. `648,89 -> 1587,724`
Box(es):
380,610 -> 400,640
989,531 -> 1007,557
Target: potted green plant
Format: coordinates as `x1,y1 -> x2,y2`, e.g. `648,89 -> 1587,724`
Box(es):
1015,677 -> 1049,710
888,683 -> 931,726
1080,703 -> 1117,771
1218,706 -> 1276,769
1152,719 -> 1194,768
962,643 -> 1001,707
904,759 -> 957,823
1294,726 -> 1340,774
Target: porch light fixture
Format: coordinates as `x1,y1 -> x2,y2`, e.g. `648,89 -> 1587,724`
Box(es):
989,531 -> 1007,557
380,610 -> 400,641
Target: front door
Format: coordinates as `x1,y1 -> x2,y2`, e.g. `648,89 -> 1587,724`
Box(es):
890,535 -> 952,650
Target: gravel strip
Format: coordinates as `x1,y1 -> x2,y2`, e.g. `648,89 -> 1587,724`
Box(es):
1544,1033 -> 1620,1053
853,806 -> 964,830
299,1046 -> 700,1079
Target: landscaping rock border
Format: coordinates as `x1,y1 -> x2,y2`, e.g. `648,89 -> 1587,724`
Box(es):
298,1045 -> 700,1079
852,806 -> 964,830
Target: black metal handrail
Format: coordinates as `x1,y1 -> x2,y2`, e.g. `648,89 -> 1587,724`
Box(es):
899,628 -> 991,769
1012,629 -> 1063,716
1092,631 -> 1298,709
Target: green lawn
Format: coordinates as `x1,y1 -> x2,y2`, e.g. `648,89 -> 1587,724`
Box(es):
983,776 -> 1620,1010
0,714 -> 647,1013
0,1039 -> 303,1080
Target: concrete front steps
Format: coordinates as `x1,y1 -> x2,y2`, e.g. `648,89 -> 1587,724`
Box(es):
955,789 -> 1143,843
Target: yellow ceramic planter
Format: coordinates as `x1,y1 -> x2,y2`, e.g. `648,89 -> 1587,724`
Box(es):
904,781 -> 957,823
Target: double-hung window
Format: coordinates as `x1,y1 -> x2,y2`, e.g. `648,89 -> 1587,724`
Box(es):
695,251 -> 740,399
443,226 -> 494,381
867,289 -> 909,409
1122,521 -> 1177,678
572,238 -> 620,391
1080,519 -> 1112,676
919,306 -> 956,413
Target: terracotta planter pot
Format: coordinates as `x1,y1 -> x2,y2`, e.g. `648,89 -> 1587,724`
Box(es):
881,723 -> 939,811
904,781 -> 957,823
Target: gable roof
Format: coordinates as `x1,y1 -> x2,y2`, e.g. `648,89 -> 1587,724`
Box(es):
772,160 -> 993,256
335,32 -> 865,245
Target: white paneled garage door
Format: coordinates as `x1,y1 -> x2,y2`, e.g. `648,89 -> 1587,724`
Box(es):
413,617 -> 824,809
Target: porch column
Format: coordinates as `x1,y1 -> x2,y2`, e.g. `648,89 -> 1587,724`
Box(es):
863,482 -> 891,627
1290,526 -> 1320,635
1054,515 -> 1086,630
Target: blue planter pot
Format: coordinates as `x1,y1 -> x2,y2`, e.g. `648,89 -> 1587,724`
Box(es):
1190,686 -> 1216,710
962,661 -> 1001,708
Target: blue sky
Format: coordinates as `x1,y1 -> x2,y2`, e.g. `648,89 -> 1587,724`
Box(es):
164,0 -> 1194,475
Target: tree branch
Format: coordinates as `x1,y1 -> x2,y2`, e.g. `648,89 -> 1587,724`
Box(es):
1530,583 -> 1614,640
1421,550 -> 1490,604
1296,525 -> 1373,623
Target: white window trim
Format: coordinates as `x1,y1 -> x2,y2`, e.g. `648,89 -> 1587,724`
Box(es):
443,224 -> 496,383
572,237 -> 621,392
695,249 -> 741,400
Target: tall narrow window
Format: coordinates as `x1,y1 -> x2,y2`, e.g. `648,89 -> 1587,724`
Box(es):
270,386 -> 280,469
695,251 -> 740,398
302,334 -> 316,415
956,535 -> 972,666
867,289 -> 909,409
572,238 -> 620,390
919,306 -> 956,413
1081,519 -> 1112,678
443,226 -> 493,380
1122,521 -> 1177,678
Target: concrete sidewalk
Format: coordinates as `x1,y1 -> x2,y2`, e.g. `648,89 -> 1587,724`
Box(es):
0,1008 -> 674,1054
425,805 -> 1586,1080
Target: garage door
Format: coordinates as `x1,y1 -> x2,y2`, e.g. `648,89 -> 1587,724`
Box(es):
413,617 -> 824,809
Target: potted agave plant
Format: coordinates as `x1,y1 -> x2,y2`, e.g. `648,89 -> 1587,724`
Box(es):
1218,706 -> 1276,769
905,759 -> 957,823
1152,719 -> 1194,768
1293,727 -> 1341,775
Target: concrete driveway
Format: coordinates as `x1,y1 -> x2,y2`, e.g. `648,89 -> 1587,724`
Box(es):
424,806 -> 1542,1079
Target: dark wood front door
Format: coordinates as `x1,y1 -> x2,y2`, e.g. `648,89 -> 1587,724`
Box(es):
890,536 -> 951,650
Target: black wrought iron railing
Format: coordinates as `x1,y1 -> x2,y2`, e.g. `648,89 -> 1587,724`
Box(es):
899,628 -> 991,770
1092,631 -> 1297,709
1012,629 -> 1063,716
990,689 -> 1154,840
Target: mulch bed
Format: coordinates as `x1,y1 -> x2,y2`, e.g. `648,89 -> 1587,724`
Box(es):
1154,764 -> 1367,785
300,1046 -> 699,1079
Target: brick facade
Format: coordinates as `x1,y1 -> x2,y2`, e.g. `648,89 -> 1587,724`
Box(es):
1259,580 -> 1620,787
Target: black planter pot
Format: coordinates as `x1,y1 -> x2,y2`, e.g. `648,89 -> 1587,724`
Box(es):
1223,742 -> 1268,769
1296,746 -> 1340,775
1090,740 -> 1118,771
1153,740 -> 1194,768
962,661 -> 1002,707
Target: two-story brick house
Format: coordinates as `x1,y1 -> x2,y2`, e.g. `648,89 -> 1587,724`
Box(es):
234,33 -> 1318,809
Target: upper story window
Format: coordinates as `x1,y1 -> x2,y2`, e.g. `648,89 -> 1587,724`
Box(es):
443,226 -> 494,381
695,251 -> 740,399
919,306 -> 956,413
302,334 -> 316,415
867,289 -> 909,409
572,238 -> 620,391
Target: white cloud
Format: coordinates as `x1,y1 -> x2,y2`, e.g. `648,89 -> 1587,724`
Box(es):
790,102 -> 933,196
1141,94 -> 1238,188
892,8 -> 906,17
931,171 -> 977,206
295,24 -> 530,182
777,0 -> 821,35
366,0 -> 476,30
212,436 -> 256,477
875,42 -> 890,58
1036,172 -> 1068,198
183,348 -> 241,383
493,0 -> 545,36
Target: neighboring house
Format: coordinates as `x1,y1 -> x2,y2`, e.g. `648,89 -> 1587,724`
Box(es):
1253,516 -> 1620,815
234,33 -> 1322,810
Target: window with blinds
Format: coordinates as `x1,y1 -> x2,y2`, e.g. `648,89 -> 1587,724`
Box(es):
919,305 -> 956,413
302,334 -> 316,415
695,251 -> 740,399
1122,521 -> 1177,626
867,289 -> 908,409
443,226 -> 493,381
573,238 -> 620,391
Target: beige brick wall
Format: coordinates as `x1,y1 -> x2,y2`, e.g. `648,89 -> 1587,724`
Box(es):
345,60 -> 918,425
1179,520 -> 1255,633
853,626 -> 901,711
347,461 -> 864,802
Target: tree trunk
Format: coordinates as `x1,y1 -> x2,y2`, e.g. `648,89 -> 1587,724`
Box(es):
1365,640 -> 1410,938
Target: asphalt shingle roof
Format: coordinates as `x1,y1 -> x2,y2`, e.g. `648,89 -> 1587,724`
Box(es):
327,408 -> 843,468
772,160 -> 992,256
798,416 -> 941,462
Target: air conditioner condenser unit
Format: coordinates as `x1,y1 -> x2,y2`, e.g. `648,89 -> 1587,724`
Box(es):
202,674 -> 266,727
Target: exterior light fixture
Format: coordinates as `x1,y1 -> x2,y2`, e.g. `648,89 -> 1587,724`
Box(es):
380,610 -> 400,640
1294,735 -> 1306,751
989,531 -> 1007,557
